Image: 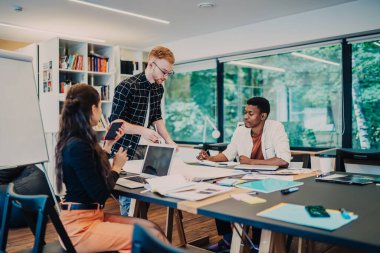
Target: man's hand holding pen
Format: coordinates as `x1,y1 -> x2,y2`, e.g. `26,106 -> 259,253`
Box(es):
197,150 -> 210,160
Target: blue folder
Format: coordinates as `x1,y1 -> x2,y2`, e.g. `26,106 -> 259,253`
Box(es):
258,203 -> 358,231
236,178 -> 303,193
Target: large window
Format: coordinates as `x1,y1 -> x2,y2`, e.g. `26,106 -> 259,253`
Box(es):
223,44 -> 343,148
164,61 -> 217,143
351,39 -> 380,149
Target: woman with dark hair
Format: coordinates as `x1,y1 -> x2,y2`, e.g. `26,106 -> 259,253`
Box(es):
56,84 -> 168,252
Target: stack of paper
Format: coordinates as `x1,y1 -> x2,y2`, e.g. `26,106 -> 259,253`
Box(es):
146,175 -> 232,201
197,160 -> 239,167
170,157 -> 245,182
242,169 -> 318,181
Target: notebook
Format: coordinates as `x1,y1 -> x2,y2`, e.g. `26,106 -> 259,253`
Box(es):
258,203 -> 358,231
116,144 -> 176,189
234,164 -> 279,171
236,178 -> 303,193
315,174 -> 375,185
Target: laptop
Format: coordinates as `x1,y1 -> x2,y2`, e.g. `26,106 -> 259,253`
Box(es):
315,173 -> 375,185
116,144 -> 176,189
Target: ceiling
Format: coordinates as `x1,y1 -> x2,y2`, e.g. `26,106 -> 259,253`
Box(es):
0,0 -> 355,49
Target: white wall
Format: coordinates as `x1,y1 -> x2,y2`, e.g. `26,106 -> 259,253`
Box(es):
162,0 -> 380,62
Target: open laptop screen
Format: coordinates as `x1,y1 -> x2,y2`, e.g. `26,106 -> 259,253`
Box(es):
141,145 -> 175,176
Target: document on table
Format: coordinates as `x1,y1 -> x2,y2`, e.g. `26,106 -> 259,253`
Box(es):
197,160 -> 239,167
170,157 -> 245,181
234,164 -> 279,171
146,175 -> 232,201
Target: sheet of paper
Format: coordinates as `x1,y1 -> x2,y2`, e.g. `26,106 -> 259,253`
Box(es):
146,174 -> 195,194
231,193 -> 267,204
196,160 -> 240,167
166,182 -> 232,201
121,159 -> 144,174
169,157 -> 245,181
242,174 -> 295,181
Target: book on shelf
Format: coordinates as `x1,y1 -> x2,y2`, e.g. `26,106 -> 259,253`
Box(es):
120,60 -> 135,75
60,81 -> 70,94
88,51 -> 109,72
72,53 -> 78,70
100,113 -> 109,129
76,55 -> 83,70
101,85 -> 109,100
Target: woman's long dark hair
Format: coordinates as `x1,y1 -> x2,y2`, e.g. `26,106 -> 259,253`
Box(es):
55,84 -> 112,193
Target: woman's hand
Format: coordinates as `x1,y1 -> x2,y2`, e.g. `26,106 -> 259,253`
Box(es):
103,122 -> 125,153
112,147 -> 128,173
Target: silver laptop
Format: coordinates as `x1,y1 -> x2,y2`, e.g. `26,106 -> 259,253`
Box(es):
116,144 -> 176,188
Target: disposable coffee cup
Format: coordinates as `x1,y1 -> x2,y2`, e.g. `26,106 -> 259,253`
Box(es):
319,155 -> 334,174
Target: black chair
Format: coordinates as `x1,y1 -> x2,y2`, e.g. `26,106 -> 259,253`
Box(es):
131,224 -> 190,253
290,153 -> 311,168
335,149 -> 380,173
0,183 -> 76,253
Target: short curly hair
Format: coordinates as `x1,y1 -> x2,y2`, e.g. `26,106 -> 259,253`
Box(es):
148,46 -> 175,64
247,97 -> 270,115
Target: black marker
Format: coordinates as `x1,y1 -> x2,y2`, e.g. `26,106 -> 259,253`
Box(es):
281,187 -> 299,195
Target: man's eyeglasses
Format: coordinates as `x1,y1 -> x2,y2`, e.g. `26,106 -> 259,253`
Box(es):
153,62 -> 174,77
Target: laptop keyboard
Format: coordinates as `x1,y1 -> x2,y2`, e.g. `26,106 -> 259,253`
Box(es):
126,176 -> 147,184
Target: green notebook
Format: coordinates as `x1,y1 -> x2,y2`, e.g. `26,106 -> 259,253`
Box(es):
236,178 -> 303,193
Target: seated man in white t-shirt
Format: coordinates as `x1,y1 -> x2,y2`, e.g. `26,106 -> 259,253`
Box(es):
197,96 -> 291,252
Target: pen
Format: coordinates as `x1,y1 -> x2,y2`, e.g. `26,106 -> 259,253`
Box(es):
339,208 -> 351,219
202,149 -> 210,157
248,191 -> 258,195
281,187 -> 299,195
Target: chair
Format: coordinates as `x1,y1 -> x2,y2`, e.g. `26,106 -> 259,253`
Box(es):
290,153 -> 311,168
131,224 -> 191,253
335,149 -> 380,174
0,183 -> 76,253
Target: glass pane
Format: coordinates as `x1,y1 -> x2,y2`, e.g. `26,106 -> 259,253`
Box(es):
224,44 -> 342,148
164,67 -> 217,143
352,40 -> 380,149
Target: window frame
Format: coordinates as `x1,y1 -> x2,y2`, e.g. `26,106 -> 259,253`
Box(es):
166,30 -> 380,149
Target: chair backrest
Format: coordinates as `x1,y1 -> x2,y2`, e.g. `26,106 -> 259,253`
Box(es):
290,154 -> 311,168
0,183 -> 76,253
131,224 -> 190,253
335,149 -> 380,174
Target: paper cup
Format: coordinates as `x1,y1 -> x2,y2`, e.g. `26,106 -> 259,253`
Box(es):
319,155 -> 335,174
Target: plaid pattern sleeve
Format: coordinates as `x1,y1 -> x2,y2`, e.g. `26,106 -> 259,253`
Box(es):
149,85 -> 164,124
109,73 -> 164,159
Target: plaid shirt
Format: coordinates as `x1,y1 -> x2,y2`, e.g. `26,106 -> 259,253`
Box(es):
109,73 -> 164,159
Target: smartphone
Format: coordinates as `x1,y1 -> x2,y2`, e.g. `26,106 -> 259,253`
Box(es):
305,205 -> 330,218
104,122 -> 123,140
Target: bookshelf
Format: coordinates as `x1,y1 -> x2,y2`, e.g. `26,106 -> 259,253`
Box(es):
38,38 -> 115,137
115,46 -> 148,84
